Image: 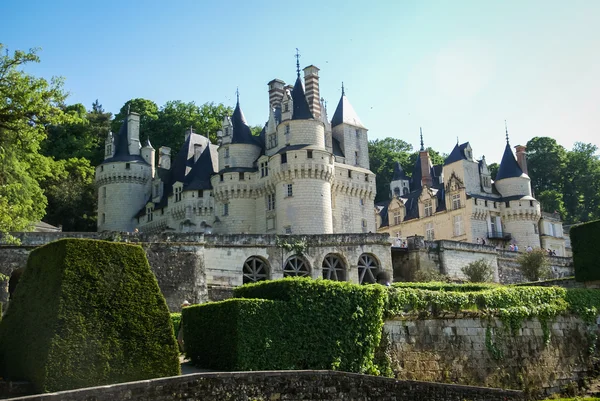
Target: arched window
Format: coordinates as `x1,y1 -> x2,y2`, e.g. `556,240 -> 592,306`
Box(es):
322,254 -> 346,281
243,257 -> 269,284
358,254 -> 380,284
283,256 -> 310,277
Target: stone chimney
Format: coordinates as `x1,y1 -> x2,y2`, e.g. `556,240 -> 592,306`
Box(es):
420,149 -> 433,188
303,65 -> 321,119
158,146 -> 171,170
194,144 -> 203,163
514,145 -> 528,175
127,112 -> 141,156
268,79 -> 285,109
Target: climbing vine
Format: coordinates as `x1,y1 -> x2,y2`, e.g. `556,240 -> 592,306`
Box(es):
275,236 -> 308,256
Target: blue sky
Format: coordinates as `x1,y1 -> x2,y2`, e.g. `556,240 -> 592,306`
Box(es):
2,0 -> 598,164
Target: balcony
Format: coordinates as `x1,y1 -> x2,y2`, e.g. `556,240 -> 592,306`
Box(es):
488,230 -> 512,241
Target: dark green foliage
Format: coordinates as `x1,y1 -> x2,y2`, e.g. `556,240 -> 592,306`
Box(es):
170,312 -> 181,336
517,248 -> 552,281
391,281 -> 499,292
0,239 -> 180,392
461,259 -> 494,282
186,278 -> 387,374
571,219 -> 600,282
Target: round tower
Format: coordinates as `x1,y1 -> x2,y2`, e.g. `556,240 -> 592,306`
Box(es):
95,112 -> 152,232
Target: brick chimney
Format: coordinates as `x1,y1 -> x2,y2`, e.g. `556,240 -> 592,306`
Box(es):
420,149 -> 433,188
514,145 -> 528,175
303,65 -> 321,119
268,79 -> 285,110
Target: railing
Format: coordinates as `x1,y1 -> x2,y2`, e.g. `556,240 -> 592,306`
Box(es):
487,230 -> 512,241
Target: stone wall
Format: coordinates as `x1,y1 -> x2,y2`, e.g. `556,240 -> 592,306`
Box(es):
0,232 -> 392,311
6,370 -> 523,401
384,315 -> 595,396
497,250 -> 574,283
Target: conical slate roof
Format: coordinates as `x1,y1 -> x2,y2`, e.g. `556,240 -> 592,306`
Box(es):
444,142 -> 469,165
392,162 -> 408,180
291,76 -> 313,120
100,116 -> 146,165
331,93 -> 365,128
496,143 -> 523,181
230,100 -> 257,145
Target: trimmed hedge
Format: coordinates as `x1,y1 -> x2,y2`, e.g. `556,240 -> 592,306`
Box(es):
170,312 -> 182,336
0,239 -> 180,392
571,219 -> 600,282
391,281 -> 499,292
185,278 -> 387,374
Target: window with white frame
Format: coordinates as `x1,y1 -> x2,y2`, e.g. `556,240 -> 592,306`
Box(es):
147,207 -> 153,222
284,226 -> 292,234
393,210 -> 401,225
174,186 -> 182,202
453,215 -> 463,236
424,200 -> 433,217
425,222 -> 434,240
286,184 -> 293,197
266,193 -> 276,211
222,203 -> 229,216
260,161 -> 269,177
452,194 -> 461,210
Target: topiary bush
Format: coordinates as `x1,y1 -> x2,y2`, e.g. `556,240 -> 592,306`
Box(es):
0,238 -> 180,392
517,248 -> 552,281
185,278 -> 387,374
170,312 -> 182,336
461,259 -> 494,282
571,219 -> 600,282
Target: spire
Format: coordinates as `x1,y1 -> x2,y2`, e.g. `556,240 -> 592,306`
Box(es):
331,89 -> 365,128
236,87 -> 240,104
291,75 -> 314,120
341,82 -> 345,96
230,94 -> 258,145
505,120 -> 509,144
392,162 -> 408,180
295,48 -> 300,78
496,142 -> 524,181
420,127 -> 424,151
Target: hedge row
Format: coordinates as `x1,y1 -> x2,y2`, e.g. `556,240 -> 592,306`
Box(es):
0,239 -> 180,392
391,281 -> 499,292
184,278 -> 387,374
571,219 -> 600,282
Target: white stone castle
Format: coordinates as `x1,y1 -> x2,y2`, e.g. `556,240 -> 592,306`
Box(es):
96,63 -> 376,235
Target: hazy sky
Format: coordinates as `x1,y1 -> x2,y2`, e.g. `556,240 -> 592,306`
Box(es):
2,0 -> 598,164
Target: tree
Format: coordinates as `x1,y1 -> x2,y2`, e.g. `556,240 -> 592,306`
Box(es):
368,138 -> 413,202
87,100 -> 112,166
250,125 -> 263,137
563,142 -> 600,223
537,189 -> 566,219
517,248 -> 551,281
41,103 -> 96,161
407,148 -> 445,171
526,137 -> 568,195
149,101 -> 232,152
0,45 -> 70,235
461,259 -> 493,282
488,163 -> 499,181
111,98 -> 159,142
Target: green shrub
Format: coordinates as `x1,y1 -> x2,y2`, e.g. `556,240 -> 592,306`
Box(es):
461,259 -> 494,282
170,312 -> 182,335
0,239 -> 180,392
186,278 -> 387,374
571,219 -> 600,282
517,248 -> 552,281
391,281 -> 498,292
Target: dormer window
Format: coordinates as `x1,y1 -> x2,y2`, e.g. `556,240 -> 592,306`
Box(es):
452,194 -> 461,210
174,186 -> 182,202
146,206 -> 153,222
424,200 -> 433,217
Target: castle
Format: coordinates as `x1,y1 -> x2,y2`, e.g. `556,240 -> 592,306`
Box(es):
96,64 -> 376,237
377,131 -> 568,256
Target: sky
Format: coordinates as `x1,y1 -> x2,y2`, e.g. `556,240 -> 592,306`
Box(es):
2,0 -> 599,164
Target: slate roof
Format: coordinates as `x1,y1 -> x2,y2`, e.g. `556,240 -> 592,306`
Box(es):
331,93 -> 366,128
392,162 -> 408,180
496,143 -> 523,181
231,100 -> 261,146
101,118 -> 147,165
291,76 -> 314,120
444,142 -> 469,165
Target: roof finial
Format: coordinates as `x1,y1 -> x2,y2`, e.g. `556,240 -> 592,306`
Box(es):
457,136 -> 459,145
295,48 -> 300,77
505,120 -> 509,144
420,127 -> 424,151
236,87 -> 240,104
341,81 -> 345,96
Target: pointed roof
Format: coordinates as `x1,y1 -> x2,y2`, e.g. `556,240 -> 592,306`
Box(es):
496,142 -> 524,180
444,142 -> 470,165
331,92 -> 365,128
291,76 -> 313,120
230,98 -> 258,145
100,116 -> 146,165
392,162 -> 408,180
143,138 -> 154,149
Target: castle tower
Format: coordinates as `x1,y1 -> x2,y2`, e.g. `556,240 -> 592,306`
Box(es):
331,84 -> 370,169
95,111 -> 152,232
495,128 -> 540,247
212,95 -> 262,234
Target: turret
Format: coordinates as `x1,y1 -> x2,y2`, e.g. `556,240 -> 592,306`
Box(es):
141,139 -> 155,178
331,84 -> 369,169
127,112 -> 141,156
390,162 -> 410,198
